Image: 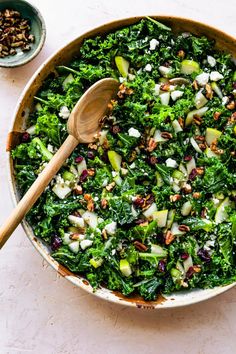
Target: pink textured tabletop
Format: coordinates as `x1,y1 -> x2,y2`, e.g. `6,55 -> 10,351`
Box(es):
0,1 -> 236,353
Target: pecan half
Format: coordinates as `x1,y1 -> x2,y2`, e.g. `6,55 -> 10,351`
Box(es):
74,185 -> 83,195
195,135 -> 205,142
193,115 -> 202,125
205,83 -> 213,99
147,138 -> 157,152
133,241 -> 148,251
161,131 -> 173,139
177,49 -> 185,59
213,111 -> 221,121
178,117 -> 184,128
182,182 -> 192,194
160,83 -> 170,91
101,198 -> 108,209
196,167 -> 204,175
178,224 -> 190,232
165,230 -> 175,245
170,194 -> 182,202
192,80 -> 198,90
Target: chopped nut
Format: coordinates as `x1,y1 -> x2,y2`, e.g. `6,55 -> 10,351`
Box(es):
226,100 -> 235,110
87,168 -> 95,176
88,143 -> 98,150
213,111 -> 221,121
193,265 -> 201,273
161,131 -> 173,139
160,83 -> 170,91
105,181 -> 116,192
87,199 -> 94,212
193,192 -> 201,199
102,229 -> 108,240
193,115 -> 202,125
147,138 -> 157,152
201,207 -> 207,218
178,224 -> 190,232
198,143 -> 207,151
178,117 -> 184,128
170,194 -> 182,202
128,150 -> 137,162
165,230 -> 175,245
177,49 -> 185,59
84,193 -> 92,201
182,183 -> 192,194
139,221 -> 149,227
74,185 -> 83,195
195,135 -> 205,142
196,167 -> 204,175
192,80 -> 198,90
101,198 -> 108,209
205,83 -> 213,99
133,240 -> 148,251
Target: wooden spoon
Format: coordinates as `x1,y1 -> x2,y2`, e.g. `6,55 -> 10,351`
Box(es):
0,78 -> 119,248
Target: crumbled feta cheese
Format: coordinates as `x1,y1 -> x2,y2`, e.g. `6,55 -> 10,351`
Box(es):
119,77 -> 126,83
47,144 -> 54,153
207,55 -> 216,67
144,63 -> 152,72
128,73 -> 135,81
130,162 -> 136,169
112,171 -> 117,177
149,38 -> 159,50
111,249 -> 116,255
195,73 -> 209,86
165,158 -> 178,168
93,196 -> 99,202
153,84 -> 161,96
59,105 -> 70,119
171,90 -> 184,101
104,221 -> 117,235
120,168 -> 128,175
210,71 -> 224,81
128,127 -> 141,138
158,66 -> 172,77
222,96 -> 229,106
171,39 -> 175,46
80,239 -> 93,250
68,215 -> 85,228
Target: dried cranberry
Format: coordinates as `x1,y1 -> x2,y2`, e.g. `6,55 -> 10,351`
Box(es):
184,155 -> 192,161
51,236 -> 62,251
87,151 -> 95,160
75,156 -> 83,163
155,234 -> 165,244
181,252 -> 189,260
80,169 -> 88,182
189,168 -> 197,180
148,156 -> 158,165
21,132 -> 30,142
186,266 -> 195,279
197,248 -> 211,263
110,125 -> 121,134
158,260 -> 166,273
133,197 -> 144,208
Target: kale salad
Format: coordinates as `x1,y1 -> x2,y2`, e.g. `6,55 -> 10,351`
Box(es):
12,18 -> 236,300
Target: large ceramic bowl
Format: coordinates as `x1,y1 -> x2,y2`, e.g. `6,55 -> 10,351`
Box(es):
7,16 -> 236,309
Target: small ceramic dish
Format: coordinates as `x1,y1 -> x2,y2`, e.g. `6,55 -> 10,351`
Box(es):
0,0 -> 46,67
6,16 -> 236,309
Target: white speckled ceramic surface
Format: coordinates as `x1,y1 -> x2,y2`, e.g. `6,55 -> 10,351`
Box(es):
1,0 -> 236,353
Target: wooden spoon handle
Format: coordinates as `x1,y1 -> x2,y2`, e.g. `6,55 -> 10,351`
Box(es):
0,134 -> 78,249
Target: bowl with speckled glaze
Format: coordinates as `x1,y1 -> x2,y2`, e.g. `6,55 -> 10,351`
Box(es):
7,16 -> 236,308
0,0 -> 46,67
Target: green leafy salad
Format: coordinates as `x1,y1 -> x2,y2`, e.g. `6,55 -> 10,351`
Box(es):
12,18 -> 236,300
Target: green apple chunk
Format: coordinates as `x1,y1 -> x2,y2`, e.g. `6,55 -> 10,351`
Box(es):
152,209 -> 168,228
115,56 -> 129,78
185,107 -> 208,126
204,147 -> 219,158
119,259 -> 132,277
180,60 -> 200,75
215,197 -> 233,224
108,150 -> 122,171
205,127 -> 222,146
